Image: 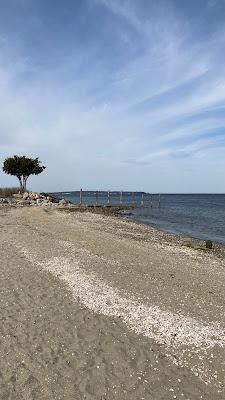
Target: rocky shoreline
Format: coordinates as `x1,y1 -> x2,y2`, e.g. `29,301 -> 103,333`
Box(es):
1,190 -> 224,262
1,191 -> 225,259
0,191 -> 136,218
0,191 -> 69,207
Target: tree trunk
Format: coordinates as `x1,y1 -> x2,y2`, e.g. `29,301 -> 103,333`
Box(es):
18,177 -> 23,192
22,176 -> 27,192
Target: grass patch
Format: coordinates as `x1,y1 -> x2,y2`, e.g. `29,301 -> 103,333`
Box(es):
0,187 -> 20,197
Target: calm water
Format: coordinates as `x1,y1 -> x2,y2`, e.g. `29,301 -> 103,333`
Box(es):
53,192 -> 225,245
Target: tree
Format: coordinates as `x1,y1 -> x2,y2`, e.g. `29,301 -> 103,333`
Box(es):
2,155 -> 46,192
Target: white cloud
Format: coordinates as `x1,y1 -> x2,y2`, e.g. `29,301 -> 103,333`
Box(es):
0,1 -> 224,192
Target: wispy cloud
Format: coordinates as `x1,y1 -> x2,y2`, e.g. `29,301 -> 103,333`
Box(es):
0,0 -> 224,192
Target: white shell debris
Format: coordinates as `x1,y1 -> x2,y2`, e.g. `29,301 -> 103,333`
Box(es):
20,247 -> 225,349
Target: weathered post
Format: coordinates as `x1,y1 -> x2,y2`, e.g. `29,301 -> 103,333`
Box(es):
120,191 -> 123,204
158,194 -> 161,208
150,194 -> 153,208
80,188 -> 83,205
107,191 -> 110,205
141,193 -> 144,206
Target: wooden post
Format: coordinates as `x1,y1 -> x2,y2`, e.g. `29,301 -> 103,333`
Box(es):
120,191 -> 123,204
96,191 -> 98,205
141,193 -> 144,206
107,191 -> 110,204
150,194 -> 153,208
80,188 -> 83,205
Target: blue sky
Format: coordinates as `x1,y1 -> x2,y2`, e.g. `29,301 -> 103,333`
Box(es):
0,0 -> 224,192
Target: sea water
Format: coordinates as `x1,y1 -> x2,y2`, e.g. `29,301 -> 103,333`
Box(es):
53,192 -> 225,245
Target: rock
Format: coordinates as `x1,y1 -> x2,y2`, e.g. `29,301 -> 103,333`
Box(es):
38,192 -> 60,203
40,192 -> 49,199
50,197 -> 60,203
18,200 -> 29,205
0,198 -> 17,205
41,199 -> 50,206
36,199 -> 43,206
23,192 -> 29,200
0,191 -> 64,207
121,211 -> 133,216
59,198 -> 67,205
0,198 -> 10,204
206,240 -> 213,249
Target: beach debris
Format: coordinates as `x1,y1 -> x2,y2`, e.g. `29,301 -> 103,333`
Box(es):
19,247 -> 225,351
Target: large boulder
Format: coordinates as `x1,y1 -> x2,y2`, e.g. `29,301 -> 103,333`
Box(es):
29,192 -> 36,200
0,198 -> 10,204
38,192 -> 60,203
41,200 -> 50,206
0,198 -> 16,205
59,198 -> 67,205
36,199 -> 43,206
23,192 -> 29,200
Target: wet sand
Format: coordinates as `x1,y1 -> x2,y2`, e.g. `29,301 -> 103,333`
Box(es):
0,206 -> 225,399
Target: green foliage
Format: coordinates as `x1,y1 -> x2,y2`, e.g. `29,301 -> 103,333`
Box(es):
2,155 -> 46,191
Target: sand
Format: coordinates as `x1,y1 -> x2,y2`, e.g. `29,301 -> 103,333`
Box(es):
0,206 -> 224,399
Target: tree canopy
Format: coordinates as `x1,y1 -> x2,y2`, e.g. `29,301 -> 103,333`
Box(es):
2,155 -> 46,191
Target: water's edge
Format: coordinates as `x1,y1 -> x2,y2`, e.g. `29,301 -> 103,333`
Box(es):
52,193 -> 225,246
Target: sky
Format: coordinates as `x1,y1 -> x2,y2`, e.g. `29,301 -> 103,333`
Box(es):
0,0 -> 224,193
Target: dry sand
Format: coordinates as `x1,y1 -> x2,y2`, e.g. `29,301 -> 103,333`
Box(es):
0,206 -> 225,400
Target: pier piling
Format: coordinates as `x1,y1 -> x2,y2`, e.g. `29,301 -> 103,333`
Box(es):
158,194 -> 161,208
150,194 -> 153,208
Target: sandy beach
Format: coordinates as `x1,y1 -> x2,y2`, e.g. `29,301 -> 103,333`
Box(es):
0,206 -> 225,399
